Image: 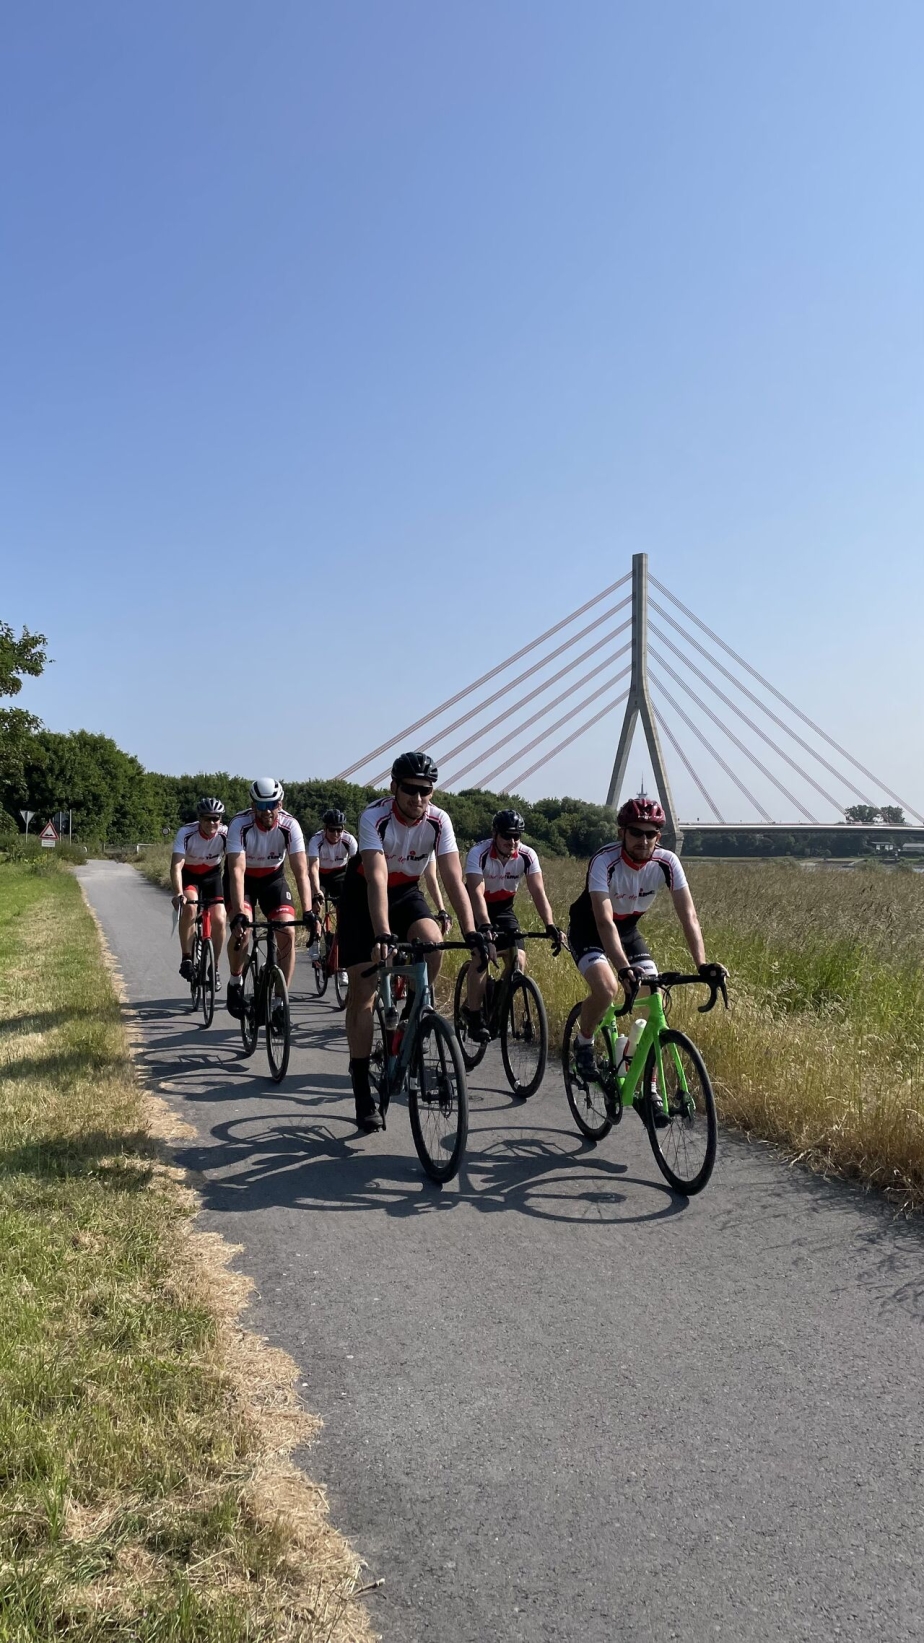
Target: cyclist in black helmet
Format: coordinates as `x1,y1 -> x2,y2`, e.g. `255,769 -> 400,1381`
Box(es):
462,808 -> 563,1039
338,750 -> 490,1131
170,798 -> 228,987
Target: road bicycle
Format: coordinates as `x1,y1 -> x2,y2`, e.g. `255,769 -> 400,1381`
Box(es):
562,970 -> 728,1196
187,901 -> 218,1028
452,931 -> 556,1098
237,919 -> 292,1083
311,893 -> 349,1009
365,939 -> 471,1183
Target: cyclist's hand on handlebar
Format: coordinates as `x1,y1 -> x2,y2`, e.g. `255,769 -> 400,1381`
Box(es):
698,961 -> 729,1010
311,892 -> 325,911
618,964 -> 646,992
435,908 -> 453,935
302,911 -> 319,932
372,932 -> 397,965
545,923 -> 565,957
466,927 -> 493,972
698,961 -> 728,982
171,892 -> 187,910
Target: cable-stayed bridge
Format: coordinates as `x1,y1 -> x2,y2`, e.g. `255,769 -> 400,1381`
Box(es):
338,554 -> 923,852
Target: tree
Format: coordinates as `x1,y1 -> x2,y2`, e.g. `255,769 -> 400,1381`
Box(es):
0,620 -> 49,794
844,805 -> 880,825
878,806 -> 906,826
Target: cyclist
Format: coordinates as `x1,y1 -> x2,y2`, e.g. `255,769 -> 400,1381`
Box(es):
567,795 -> 724,1104
170,798 -> 228,987
462,808 -> 563,1039
225,778 -> 315,1020
338,750 -> 489,1131
307,808 -> 357,958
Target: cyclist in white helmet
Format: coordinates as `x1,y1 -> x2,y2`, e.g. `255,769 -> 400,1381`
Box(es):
224,779 -> 316,1020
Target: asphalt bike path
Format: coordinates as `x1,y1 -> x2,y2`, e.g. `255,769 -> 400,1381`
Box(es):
78,862 -> 924,1643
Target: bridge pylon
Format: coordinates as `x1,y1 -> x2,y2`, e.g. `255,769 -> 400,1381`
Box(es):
605,552 -> 684,852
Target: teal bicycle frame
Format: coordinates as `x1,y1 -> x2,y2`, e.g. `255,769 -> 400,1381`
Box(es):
374,957 -> 433,1109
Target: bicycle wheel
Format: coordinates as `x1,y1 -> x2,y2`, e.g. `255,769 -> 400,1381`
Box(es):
189,935 -> 202,1011
368,1000 -> 391,1120
452,961 -> 489,1071
410,1012 -> 468,1183
240,957 -> 259,1056
642,1029 -> 717,1196
500,972 -> 548,1098
200,938 -> 216,1029
313,933 -> 329,997
562,1002 -> 615,1141
333,963 -> 349,1010
265,965 -> 291,1083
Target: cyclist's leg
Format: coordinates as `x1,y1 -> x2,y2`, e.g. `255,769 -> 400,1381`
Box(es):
394,883 -> 442,984
229,879 -> 256,979
578,953 -> 619,1037
338,864 -> 383,1124
179,870 -> 199,959
256,875 -> 297,985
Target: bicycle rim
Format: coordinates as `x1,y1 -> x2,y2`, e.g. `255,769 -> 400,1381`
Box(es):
189,936 -> 202,1011
562,1002 -> 614,1141
240,960 -> 259,1056
200,939 -> 215,1029
642,1030 -> 717,1195
369,1002 -> 391,1121
313,945 -> 328,996
334,965 -> 349,1009
410,1012 -> 468,1183
500,973 -> 548,1097
452,961 -> 488,1071
265,966 -> 291,1083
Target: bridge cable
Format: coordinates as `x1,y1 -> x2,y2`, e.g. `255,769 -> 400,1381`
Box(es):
364,602 -> 631,786
651,577 -> 924,823
440,647 -> 632,790
649,598 -> 874,805
469,669 -> 632,793
649,628 -> 845,810
651,654 -> 817,821
649,675 -> 773,821
654,711 -> 726,823
372,623 -> 631,787
502,692 -> 631,796
335,575 -> 631,780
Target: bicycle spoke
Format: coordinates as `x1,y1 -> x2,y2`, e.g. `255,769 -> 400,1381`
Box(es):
642,1031 -> 717,1195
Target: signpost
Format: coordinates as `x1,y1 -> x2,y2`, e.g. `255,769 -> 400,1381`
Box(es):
39,822 -> 58,850
20,809 -> 35,834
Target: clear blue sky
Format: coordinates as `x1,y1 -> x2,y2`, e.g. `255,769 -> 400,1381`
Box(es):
3,1 -> 922,820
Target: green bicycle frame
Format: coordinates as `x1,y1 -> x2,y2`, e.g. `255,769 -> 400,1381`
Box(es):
599,990 -> 689,1113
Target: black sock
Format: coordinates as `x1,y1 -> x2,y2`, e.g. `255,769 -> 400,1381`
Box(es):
349,1057 -> 371,1100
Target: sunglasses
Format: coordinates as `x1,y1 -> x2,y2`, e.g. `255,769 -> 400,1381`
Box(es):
398,783 -> 433,799
254,801 -> 280,813
626,826 -> 661,841
498,831 -> 521,841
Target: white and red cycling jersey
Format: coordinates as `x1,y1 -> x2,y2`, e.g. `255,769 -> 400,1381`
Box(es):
464,838 -> 541,907
225,809 -> 306,877
585,845 -> 687,921
307,830 -> 358,875
357,797 -> 458,886
171,821 -> 228,876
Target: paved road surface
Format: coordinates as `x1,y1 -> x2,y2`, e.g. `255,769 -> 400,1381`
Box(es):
78,861 -> 924,1643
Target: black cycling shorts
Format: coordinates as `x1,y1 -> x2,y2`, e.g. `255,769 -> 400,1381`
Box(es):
337,859 -> 434,970
567,890 -> 655,979
242,869 -> 296,924
181,865 -> 225,906
488,902 -> 525,953
318,869 -> 346,905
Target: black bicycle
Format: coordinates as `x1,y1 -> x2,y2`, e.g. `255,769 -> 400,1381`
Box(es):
187,901 -> 217,1029
237,920 -> 291,1083
453,931 -> 555,1097
364,939 -> 471,1183
311,893 -> 349,1010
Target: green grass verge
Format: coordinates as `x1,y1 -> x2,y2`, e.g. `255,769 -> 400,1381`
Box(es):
0,860 -> 371,1642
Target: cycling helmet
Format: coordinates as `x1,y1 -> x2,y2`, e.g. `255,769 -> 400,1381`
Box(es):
617,796 -> 665,829
391,750 -> 438,784
322,808 -> 346,827
493,809 -> 524,835
250,776 -> 284,806
196,796 -> 225,817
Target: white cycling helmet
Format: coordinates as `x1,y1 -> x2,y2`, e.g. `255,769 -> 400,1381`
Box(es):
250,776 -> 284,806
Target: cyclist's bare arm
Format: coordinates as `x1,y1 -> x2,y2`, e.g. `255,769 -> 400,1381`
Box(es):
170,852 -> 186,906
307,855 -> 322,902
590,891 -> 632,973
465,872 -> 491,930
422,857 -> 447,918
526,870 -> 555,927
288,850 -> 312,915
438,852 -> 478,937
227,852 -> 246,919
672,885 -> 706,968
362,850 -> 391,954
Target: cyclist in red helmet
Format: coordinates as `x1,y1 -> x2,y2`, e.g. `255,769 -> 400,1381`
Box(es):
567,793 -> 726,1091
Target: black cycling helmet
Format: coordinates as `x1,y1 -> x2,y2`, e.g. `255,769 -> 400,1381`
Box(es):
391,750 -> 438,784
493,808 -> 524,836
322,808 -> 346,827
197,796 -> 225,817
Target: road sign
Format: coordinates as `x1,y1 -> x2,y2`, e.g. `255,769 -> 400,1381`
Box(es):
52,811 -> 69,836
39,822 -> 58,849
20,809 -> 35,831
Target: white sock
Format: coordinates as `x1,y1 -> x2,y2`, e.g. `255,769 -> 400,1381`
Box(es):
575,1031 -> 594,1048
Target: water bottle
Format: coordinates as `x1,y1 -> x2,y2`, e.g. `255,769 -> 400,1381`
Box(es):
615,1034 -> 630,1075
627,1018 -> 646,1059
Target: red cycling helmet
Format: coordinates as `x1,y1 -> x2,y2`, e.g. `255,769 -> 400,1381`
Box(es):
617,796 -> 666,829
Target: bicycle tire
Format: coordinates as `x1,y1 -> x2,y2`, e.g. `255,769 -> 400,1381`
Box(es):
265,965 -> 291,1083
189,935 -> 202,1011
642,1029 -> 717,1196
240,957 -> 259,1056
313,939 -> 328,997
200,938 -> 215,1029
410,1011 -> 468,1183
562,1002 -> 615,1141
334,965 -> 349,1009
452,961 -> 489,1071
500,972 -> 548,1098
368,1000 -> 391,1120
